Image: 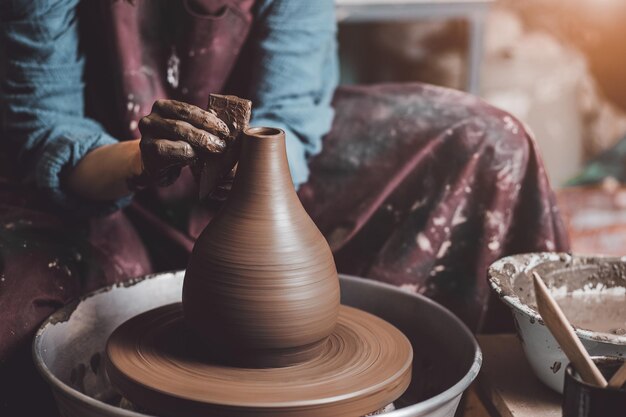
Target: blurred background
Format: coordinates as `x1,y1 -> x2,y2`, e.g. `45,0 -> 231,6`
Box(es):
336,0 -> 626,256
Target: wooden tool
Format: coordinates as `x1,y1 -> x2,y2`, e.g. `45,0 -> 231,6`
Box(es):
532,272 -> 608,388
198,94 -> 251,200
608,362 -> 626,389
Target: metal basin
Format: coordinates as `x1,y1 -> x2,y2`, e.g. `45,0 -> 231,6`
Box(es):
489,253 -> 626,393
33,272 -> 481,417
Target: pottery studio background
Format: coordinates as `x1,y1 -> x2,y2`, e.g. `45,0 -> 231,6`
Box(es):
339,0 -> 626,257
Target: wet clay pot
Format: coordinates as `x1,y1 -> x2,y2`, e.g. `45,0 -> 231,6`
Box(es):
183,127 -> 340,367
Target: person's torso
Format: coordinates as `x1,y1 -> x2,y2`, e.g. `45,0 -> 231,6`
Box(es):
80,0 -> 257,140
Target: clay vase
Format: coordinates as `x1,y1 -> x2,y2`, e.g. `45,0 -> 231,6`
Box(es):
183,127 -> 340,367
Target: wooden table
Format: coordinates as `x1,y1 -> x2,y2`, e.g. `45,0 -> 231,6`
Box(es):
458,334 -> 562,417
335,0 -> 494,94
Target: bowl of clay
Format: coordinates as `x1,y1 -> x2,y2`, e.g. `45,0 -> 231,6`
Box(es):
33,272 -> 480,417
489,253 -> 626,393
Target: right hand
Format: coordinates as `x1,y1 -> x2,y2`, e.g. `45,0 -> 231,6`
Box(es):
130,99 -> 231,189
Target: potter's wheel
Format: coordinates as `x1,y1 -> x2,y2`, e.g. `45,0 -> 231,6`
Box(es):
106,303 -> 412,417
102,124 -> 415,416
34,272 -> 482,417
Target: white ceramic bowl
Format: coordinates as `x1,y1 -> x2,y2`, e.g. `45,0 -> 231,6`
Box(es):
489,253 -> 626,393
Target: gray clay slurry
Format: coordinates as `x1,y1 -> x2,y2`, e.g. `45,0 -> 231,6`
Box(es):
553,291 -> 626,335
500,254 -> 626,336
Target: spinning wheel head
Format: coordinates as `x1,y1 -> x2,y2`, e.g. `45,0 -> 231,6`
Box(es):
105,304 -> 412,417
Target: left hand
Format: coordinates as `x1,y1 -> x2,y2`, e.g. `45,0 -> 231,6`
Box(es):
131,99 -> 232,188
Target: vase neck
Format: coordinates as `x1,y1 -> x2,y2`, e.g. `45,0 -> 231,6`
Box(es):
230,127 -> 296,202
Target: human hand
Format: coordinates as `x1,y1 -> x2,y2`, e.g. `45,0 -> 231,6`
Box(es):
130,99 -> 231,189
197,94 -> 251,200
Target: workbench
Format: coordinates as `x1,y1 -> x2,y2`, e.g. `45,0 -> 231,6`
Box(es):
459,334 -> 562,417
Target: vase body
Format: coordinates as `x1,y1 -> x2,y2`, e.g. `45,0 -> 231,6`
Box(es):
183,127 -> 340,367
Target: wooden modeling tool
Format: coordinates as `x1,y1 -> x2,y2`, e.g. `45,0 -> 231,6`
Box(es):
198,94 -> 251,200
608,362 -> 626,389
532,272 -> 608,388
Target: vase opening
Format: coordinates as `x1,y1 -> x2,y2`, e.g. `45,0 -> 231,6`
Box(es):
245,126 -> 283,137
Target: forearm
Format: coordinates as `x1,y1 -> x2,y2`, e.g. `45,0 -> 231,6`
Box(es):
66,140 -> 142,201
249,0 -> 338,187
2,0 -> 136,213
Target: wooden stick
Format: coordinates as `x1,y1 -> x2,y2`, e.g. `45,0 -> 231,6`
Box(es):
608,362 -> 626,389
198,94 -> 251,200
532,272 -> 608,387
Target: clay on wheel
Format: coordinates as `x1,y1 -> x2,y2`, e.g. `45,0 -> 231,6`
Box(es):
184,127 -> 340,366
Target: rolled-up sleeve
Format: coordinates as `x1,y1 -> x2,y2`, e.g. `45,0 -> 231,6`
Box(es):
248,0 -> 338,188
1,0 -> 129,214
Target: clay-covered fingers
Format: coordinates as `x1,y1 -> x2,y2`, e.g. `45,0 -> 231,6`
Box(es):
132,99 -> 234,190
140,139 -> 197,167
139,114 -> 226,154
138,139 -> 195,186
151,99 -> 230,140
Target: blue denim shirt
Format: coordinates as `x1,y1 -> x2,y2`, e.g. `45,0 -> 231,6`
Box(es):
0,0 -> 338,214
